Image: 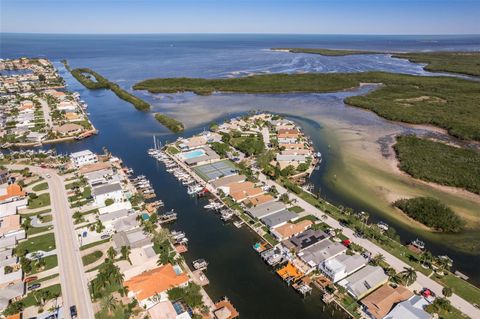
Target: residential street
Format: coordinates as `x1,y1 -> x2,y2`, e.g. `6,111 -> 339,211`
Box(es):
257,173 -> 480,319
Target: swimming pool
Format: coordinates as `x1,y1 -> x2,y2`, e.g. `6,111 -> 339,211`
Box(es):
181,149 -> 205,160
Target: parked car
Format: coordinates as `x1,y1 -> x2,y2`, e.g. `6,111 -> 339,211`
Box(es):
24,276 -> 38,283
100,234 -> 110,240
28,283 -> 41,291
70,305 -> 78,318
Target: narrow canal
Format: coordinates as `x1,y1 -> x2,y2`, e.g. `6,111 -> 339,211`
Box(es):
53,66 -> 349,318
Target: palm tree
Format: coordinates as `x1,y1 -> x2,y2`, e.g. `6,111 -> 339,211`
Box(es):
370,253 -> 385,266
385,267 -> 397,279
442,286 -> 453,298
120,245 -> 131,264
321,214 -> 328,221
107,247 -> 117,261
35,257 -> 46,271
100,295 -> 118,315
22,216 -> 32,231
421,251 -> 433,268
400,267 -> 417,286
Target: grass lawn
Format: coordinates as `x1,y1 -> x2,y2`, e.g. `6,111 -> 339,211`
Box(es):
82,250 -> 103,266
31,273 -> 59,284
22,284 -> 61,308
288,206 -> 305,213
20,209 -> 51,217
435,273 -> 480,305
263,232 -> 278,246
16,233 -> 56,255
94,303 -> 131,319
31,255 -> 58,274
28,193 -> 51,209
80,238 -> 110,251
32,182 -> 48,192
26,225 -> 53,236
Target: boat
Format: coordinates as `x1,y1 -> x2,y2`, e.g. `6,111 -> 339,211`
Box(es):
411,238 -> 425,250
187,185 -> 203,195
221,210 -> 234,221
192,259 -> 208,270
377,221 -> 389,231
233,220 -> 244,228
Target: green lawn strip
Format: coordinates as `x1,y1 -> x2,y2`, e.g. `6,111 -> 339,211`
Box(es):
134,72 -> 480,141
435,274 -> 480,305
394,135 -> 480,194
82,250 -> 104,266
21,284 -> 61,308
27,193 -> 51,209
27,225 -> 53,236
20,209 -> 52,217
30,273 -> 59,284
32,182 -> 48,192
288,205 -> 305,213
16,233 -> 56,255
80,238 -> 110,251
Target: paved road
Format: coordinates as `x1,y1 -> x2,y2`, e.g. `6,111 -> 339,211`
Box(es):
257,173 -> 480,319
39,99 -> 53,128
9,165 -> 95,319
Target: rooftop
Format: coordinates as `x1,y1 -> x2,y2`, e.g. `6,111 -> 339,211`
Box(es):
298,239 -> 346,267
284,229 -> 329,251
211,174 -> 246,188
272,220 -> 313,239
260,209 -> 297,228
361,284 -> 413,319
92,182 -> 123,196
247,201 -> 286,219
339,265 -> 389,299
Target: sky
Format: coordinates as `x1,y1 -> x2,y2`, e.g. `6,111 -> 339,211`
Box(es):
1,0 -> 479,35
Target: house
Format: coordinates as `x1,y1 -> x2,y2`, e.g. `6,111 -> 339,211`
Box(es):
57,101 -> 77,112
65,112 -> 82,121
0,169 -> 9,184
0,198 -> 28,217
218,181 -> 254,196
70,150 -> 98,168
0,184 -> 26,204
246,201 -> 286,219
245,194 -> 274,207
84,168 -> 116,187
384,295 -> 432,319
271,220 -> 313,241
319,253 -> 368,283
361,284 -> 413,319
211,175 -> 246,189
338,265 -> 389,299
112,214 -> 139,232
26,132 -> 46,143
113,228 -> 151,250
124,263 -> 189,307
0,236 -> 17,251
230,186 -> 264,203
53,123 -> 83,135
98,208 -> 131,225
283,229 -> 329,253
79,161 -> 112,174
148,300 -> 187,319
260,209 -> 297,229
92,183 -> 123,206
0,215 -> 25,240
297,240 -> 347,272
0,281 -> 24,310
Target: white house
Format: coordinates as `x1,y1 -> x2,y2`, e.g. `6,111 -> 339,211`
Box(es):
70,150 -> 98,168
319,253 -> 367,283
92,183 -> 124,207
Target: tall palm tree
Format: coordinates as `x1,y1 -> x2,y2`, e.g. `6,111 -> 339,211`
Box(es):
120,245 -> 131,264
107,247 -> 117,261
421,251 -> 433,268
101,295 -> 118,315
400,267 -> 417,286
370,253 -> 385,266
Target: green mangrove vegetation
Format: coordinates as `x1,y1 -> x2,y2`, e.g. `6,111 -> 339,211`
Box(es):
392,51 -> 480,76
272,47 -> 380,56
134,72 -> 480,140
394,135 -> 480,194
393,197 -> 464,233
62,60 -> 185,133
154,113 -> 184,133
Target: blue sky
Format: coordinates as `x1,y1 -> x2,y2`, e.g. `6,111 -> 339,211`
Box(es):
1,0 -> 479,34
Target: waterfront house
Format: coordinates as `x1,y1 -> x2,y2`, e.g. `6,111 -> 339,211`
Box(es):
70,150 -> 98,168
211,175 -> 246,189
297,240 -> 347,273
383,295 -> 432,319
124,263 -> 189,308
283,229 -> 329,253
319,253 -> 368,283
0,199 -> 28,218
338,265 -> 389,299
361,284 -> 413,319
260,209 -> 297,229
92,182 -> 124,207
97,208 -> 132,228
271,220 -> 313,241
246,201 -> 286,219
53,123 -> 83,135
26,132 -> 46,143
244,194 -> 275,207
0,184 -> 26,204
148,300 -> 189,319
113,228 -> 151,251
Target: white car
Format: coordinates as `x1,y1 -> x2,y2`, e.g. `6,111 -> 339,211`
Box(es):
45,174 -> 51,178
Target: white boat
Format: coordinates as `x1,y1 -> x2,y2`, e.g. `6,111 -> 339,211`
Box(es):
377,221 -> 389,231
192,259 -> 208,270
187,185 -> 203,195
411,239 -> 425,250
221,210 -> 234,221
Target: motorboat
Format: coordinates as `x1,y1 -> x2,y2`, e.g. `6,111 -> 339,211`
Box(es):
192,259 -> 208,270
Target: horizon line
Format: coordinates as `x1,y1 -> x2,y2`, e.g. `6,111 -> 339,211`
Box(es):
2,32 -> 480,36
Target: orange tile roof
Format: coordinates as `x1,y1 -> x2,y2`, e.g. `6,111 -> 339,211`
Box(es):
361,284 -> 413,319
245,194 -> 274,207
124,264 -> 189,301
230,187 -> 263,202
280,143 -> 306,149
0,215 -> 22,235
227,181 -> 254,194
0,184 -> 26,201
5,314 -> 21,319
273,220 -> 313,239
276,262 -> 303,281
79,162 -> 112,174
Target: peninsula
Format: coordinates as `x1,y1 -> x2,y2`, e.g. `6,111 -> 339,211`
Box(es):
133,72 -> 480,141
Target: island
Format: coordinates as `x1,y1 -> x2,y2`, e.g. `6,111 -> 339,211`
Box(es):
62,60 -> 185,133
271,47 -> 381,56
